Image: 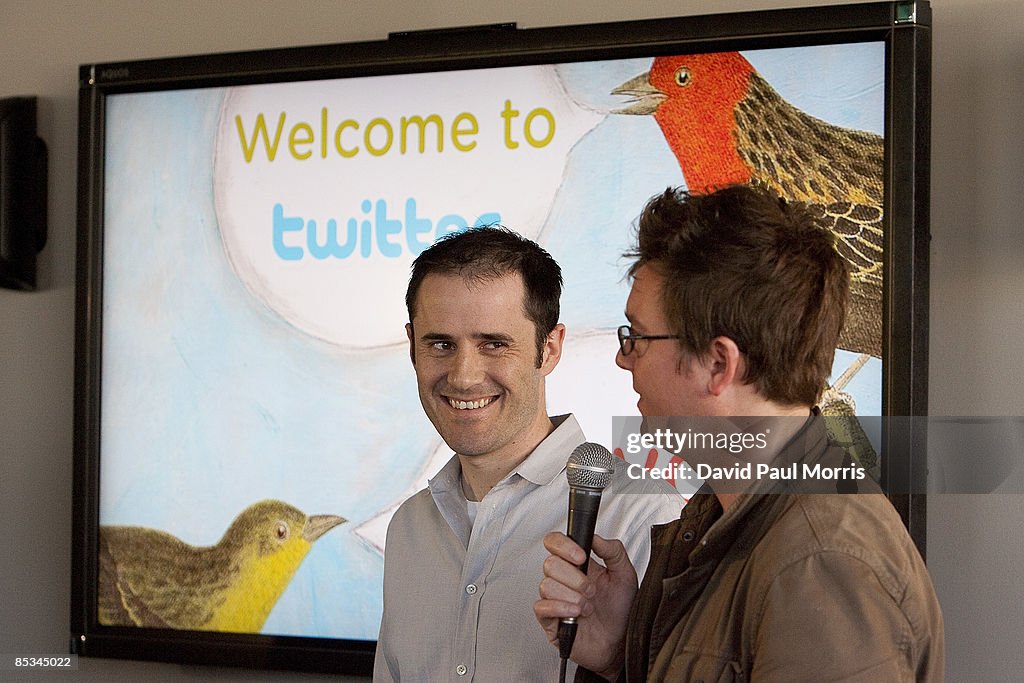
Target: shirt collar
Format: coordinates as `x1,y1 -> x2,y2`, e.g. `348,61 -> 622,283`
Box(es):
514,414 -> 585,486
427,413 -> 585,494
429,453 -> 464,496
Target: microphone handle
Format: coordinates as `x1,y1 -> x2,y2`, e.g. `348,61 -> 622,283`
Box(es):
557,486 -> 603,659
566,487 -> 603,572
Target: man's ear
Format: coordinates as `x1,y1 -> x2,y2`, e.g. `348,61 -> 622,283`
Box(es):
406,322 -> 416,366
539,323 -> 566,375
705,336 -> 743,397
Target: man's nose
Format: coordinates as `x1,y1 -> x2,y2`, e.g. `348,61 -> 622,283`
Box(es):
616,346 -> 633,371
448,348 -> 486,389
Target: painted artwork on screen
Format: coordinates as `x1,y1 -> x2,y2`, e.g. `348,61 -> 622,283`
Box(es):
98,42 -> 884,640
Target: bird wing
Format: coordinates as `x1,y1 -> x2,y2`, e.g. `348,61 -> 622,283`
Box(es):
734,72 -> 886,290
98,529 -> 159,626
811,200 -> 883,291
99,525 -> 228,630
807,200 -> 883,358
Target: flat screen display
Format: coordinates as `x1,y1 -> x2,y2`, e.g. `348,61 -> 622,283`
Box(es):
73,2 -> 931,673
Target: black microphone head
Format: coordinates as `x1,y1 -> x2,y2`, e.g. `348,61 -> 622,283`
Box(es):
566,442 -> 615,491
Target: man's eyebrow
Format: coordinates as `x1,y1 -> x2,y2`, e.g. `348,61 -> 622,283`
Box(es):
476,332 -> 515,343
417,332 -> 515,342
418,332 -> 453,343
626,313 -> 654,334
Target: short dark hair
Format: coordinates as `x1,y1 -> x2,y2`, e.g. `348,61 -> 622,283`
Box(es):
406,226 -> 562,367
628,184 -> 849,406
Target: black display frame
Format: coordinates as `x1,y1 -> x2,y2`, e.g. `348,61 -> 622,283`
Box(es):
72,1 -> 931,674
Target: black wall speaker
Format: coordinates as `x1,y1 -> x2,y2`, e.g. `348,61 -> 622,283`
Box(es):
0,96 -> 48,290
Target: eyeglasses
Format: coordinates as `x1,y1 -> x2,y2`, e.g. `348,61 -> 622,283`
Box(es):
617,325 -> 680,357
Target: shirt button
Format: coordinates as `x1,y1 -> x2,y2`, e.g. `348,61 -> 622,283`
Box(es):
456,664 -> 468,676
466,584 -> 478,595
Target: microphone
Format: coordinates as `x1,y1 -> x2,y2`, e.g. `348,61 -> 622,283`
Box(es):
557,442 -> 616,660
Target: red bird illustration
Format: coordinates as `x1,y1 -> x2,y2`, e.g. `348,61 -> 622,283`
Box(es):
613,52 -> 883,360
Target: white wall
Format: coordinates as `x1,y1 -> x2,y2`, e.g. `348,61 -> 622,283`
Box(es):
1,0 -> 1022,680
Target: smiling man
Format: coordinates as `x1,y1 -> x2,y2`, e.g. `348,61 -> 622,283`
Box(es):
373,227 -> 682,682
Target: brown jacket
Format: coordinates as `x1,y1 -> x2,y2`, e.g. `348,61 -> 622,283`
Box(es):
580,418 -> 944,682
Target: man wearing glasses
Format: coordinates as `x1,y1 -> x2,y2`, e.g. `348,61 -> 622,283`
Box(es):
535,184 -> 944,681
373,226 -> 682,682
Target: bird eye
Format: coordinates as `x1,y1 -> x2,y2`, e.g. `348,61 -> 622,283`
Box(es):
275,521 -> 289,541
674,67 -> 692,87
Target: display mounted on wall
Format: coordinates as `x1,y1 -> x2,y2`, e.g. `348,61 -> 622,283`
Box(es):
72,0 -> 931,674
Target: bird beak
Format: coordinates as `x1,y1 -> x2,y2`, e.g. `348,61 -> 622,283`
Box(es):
610,72 -> 666,115
303,514 -> 347,542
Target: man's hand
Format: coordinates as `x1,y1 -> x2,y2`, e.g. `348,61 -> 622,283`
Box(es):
534,532 -> 637,681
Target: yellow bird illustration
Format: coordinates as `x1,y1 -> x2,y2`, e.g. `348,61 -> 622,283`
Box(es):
98,499 -> 346,633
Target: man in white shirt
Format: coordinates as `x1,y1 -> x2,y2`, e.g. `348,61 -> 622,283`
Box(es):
373,226 -> 682,682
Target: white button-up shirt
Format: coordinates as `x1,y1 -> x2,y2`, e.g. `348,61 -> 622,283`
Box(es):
374,414 -> 684,682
